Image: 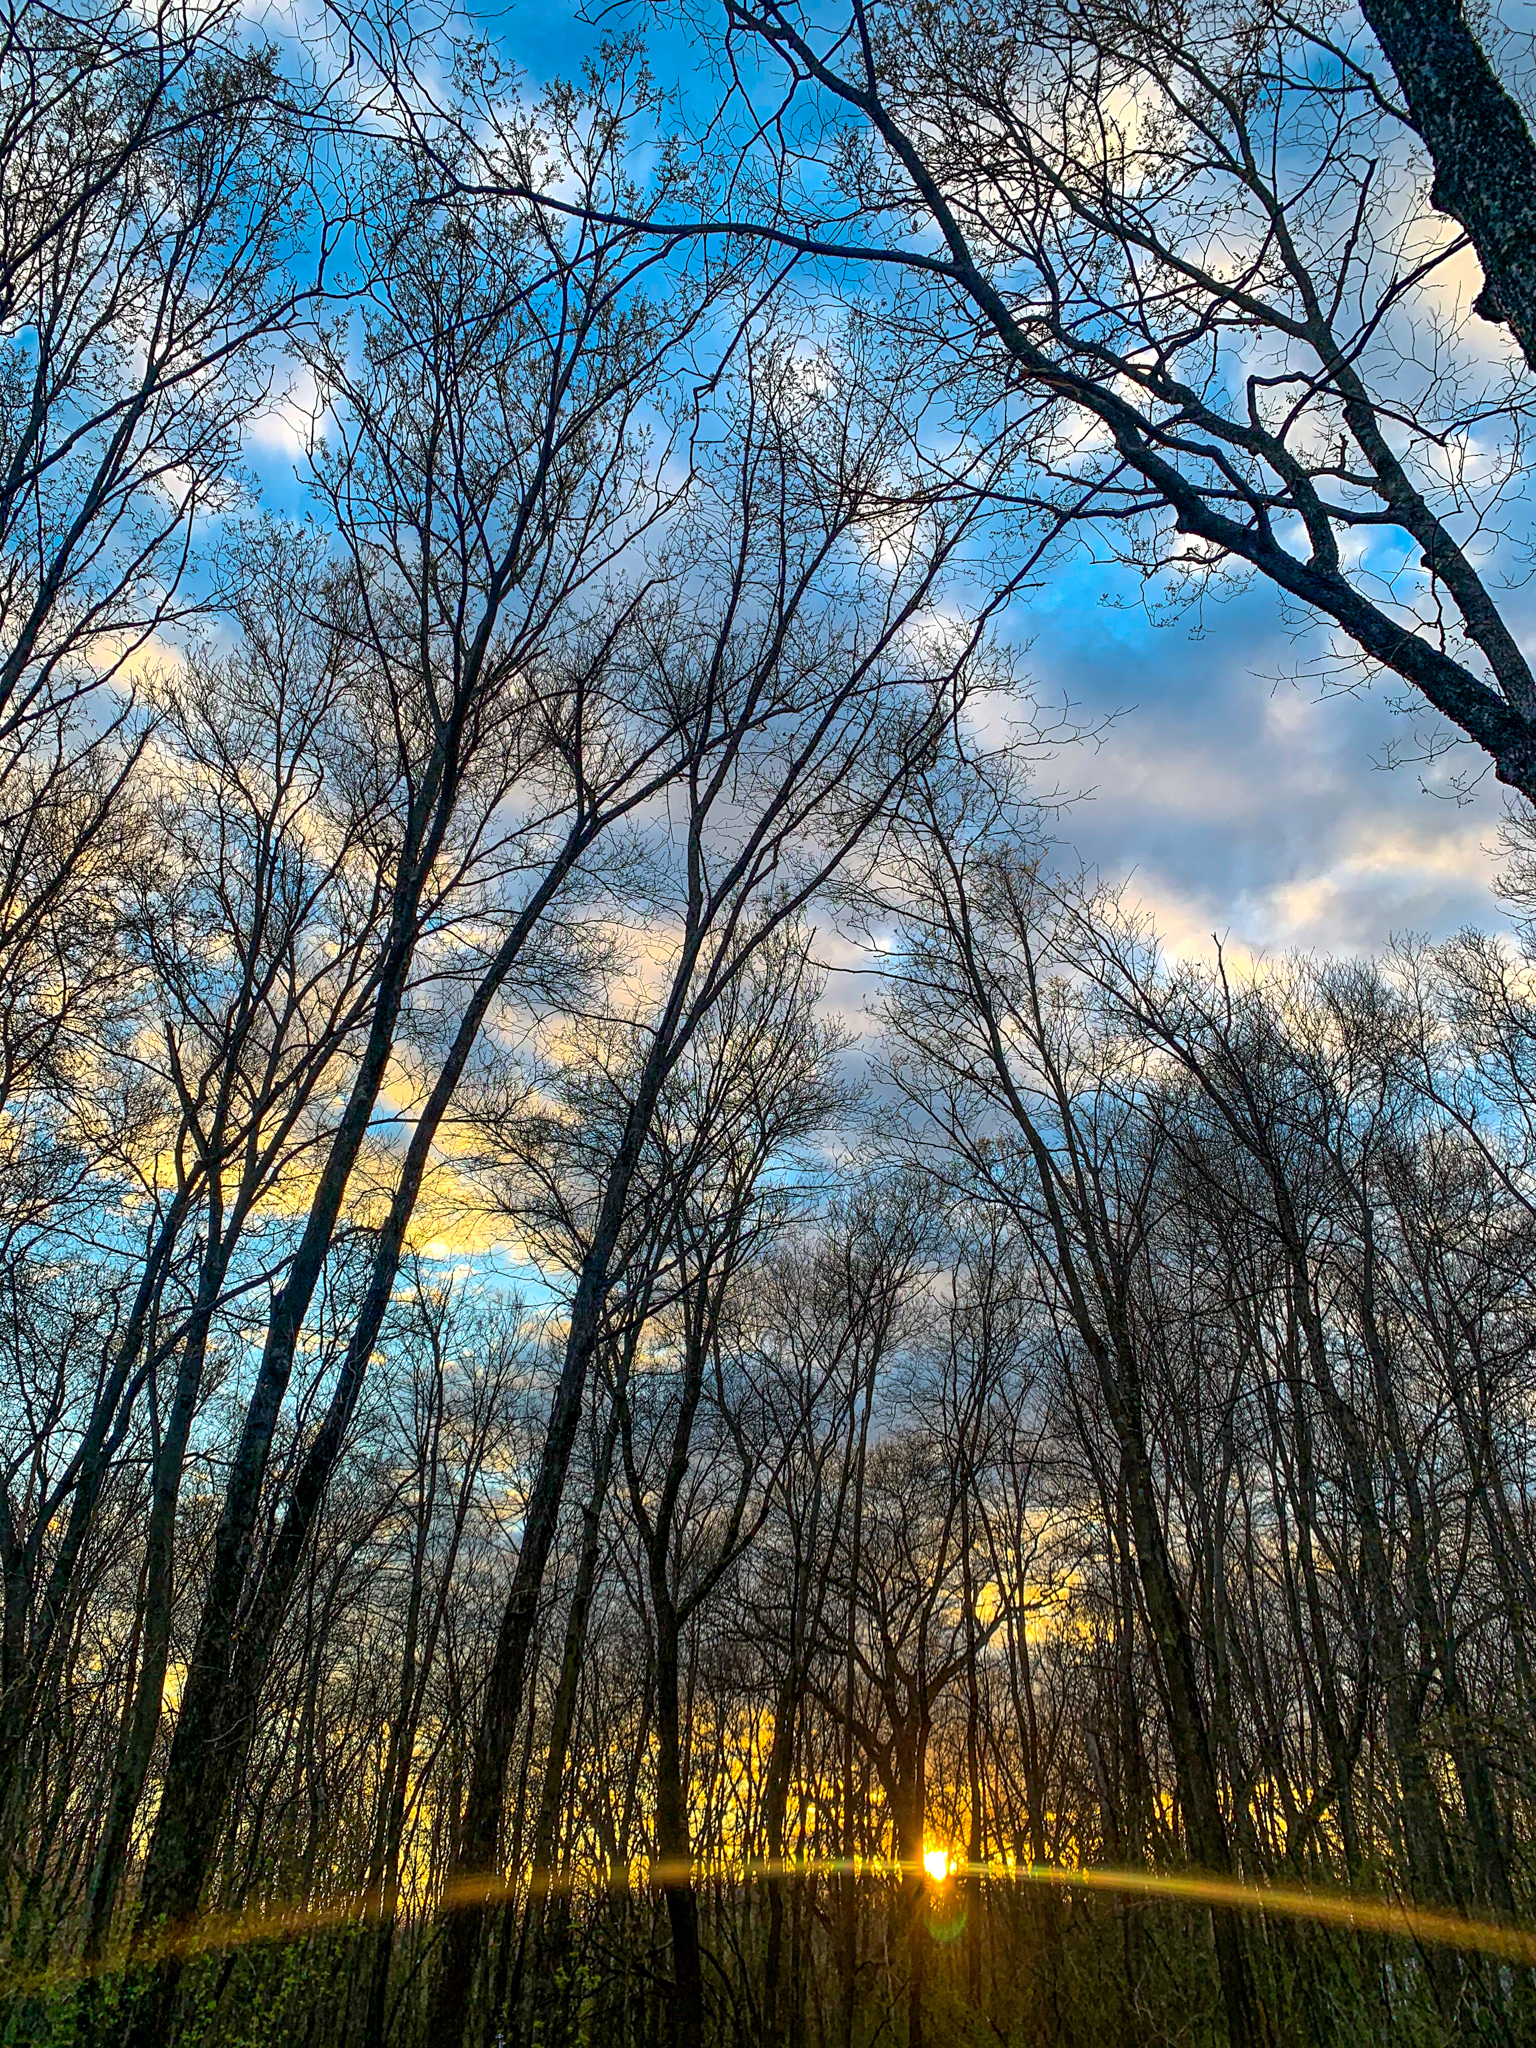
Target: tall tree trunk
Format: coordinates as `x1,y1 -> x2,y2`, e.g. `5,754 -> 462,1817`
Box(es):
1261,1344 -> 1364,1883
840,1357 -> 877,2048
426,1071 -> 665,2048
0,1188 -> 191,1845
514,1397 -> 622,2040
891,1740 -> 927,2048
361,1436 -> 438,2048
1288,1270 -> 1456,1907
960,1488 -> 984,2009
761,1659 -> 800,2046
1355,1256 -> 1514,1914
125,894 -> 425,1991
653,1584 -> 704,2048
427,929 -> 713,2048
1110,1405 -> 1263,2047
83,1261 -> 228,1960
1358,0 -> 1536,373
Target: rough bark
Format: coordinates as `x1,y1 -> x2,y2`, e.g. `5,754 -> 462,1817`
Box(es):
1359,0 -> 1536,373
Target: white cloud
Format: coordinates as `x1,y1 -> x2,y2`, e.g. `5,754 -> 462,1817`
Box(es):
247,360 -> 326,461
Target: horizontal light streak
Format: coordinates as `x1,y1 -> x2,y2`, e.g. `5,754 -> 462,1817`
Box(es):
15,1857 -> 1536,1996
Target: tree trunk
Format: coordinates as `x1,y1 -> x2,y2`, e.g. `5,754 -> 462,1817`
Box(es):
83,1277 -> 224,1960
1359,0 -> 1536,373
891,1746 -> 927,2048
427,986 -> 694,2048
514,1399 -> 621,2040
840,1358 -> 877,2048
653,1587 -> 704,2048
1111,1410 -> 1263,2047
124,895 -> 425,2020
960,1488 -> 984,2009
0,1188 -> 191,1846
761,1660 -> 799,2046
427,1110 -> 657,2047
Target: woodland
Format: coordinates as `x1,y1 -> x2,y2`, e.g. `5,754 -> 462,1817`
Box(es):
4,2 -> 1536,2045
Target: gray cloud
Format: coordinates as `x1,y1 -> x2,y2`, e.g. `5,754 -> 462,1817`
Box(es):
1024,560 -> 1517,957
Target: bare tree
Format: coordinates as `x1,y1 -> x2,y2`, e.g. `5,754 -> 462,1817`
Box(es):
0,0 -> 322,1157
119,73 -> 724,2038
512,0 -> 1536,799
870,782 -> 1269,2042
615,937 -> 840,2048
425,321 -> 1010,2048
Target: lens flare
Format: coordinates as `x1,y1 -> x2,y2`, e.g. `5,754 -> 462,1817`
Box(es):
10,1852 -> 1536,2002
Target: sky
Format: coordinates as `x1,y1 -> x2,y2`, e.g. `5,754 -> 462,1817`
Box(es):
248,0 -> 1534,971
523,2 -> 1530,963
1022,557 -> 1517,961
219,0 -> 1536,1292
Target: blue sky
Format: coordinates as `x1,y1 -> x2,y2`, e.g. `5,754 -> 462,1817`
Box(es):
249,0 -> 1531,965
497,1 -> 1533,959
1023,555 -> 1517,959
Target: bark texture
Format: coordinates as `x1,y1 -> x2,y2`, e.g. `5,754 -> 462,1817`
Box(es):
1360,0 -> 1536,373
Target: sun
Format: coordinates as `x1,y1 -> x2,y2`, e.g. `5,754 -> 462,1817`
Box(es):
922,1846 -> 950,1883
